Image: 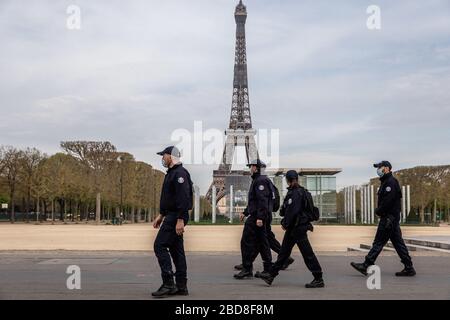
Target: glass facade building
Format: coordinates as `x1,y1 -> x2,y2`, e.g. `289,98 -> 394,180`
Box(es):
269,169 -> 341,222
300,175 -> 337,220
218,168 -> 341,223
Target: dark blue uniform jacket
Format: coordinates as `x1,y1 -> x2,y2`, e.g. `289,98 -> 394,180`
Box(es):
375,172 -> 402,222
244,173 -> 273,221
159,163 -> 193,219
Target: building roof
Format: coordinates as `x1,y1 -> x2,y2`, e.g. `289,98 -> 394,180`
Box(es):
266,168 -> 342,176
214,168 -> 342,177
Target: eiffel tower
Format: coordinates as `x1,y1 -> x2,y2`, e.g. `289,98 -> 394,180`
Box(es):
206,0 -> 258,202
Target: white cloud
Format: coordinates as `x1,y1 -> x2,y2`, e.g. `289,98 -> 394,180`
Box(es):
0,0 -> 449,194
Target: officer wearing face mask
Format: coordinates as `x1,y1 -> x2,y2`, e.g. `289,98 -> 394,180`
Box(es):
258,170 -> 324,288
234,175 -> 295,273
234,159 -> 273,279
351,161 -> 416,277
151,146 -> 194,297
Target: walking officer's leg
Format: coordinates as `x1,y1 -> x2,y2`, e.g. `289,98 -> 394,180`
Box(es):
256,220 -> 272,272
295,229 -> 324,288
351,217 -> 391,276
390,222 -> 416,276
234,230 -> 246,271
259,229 -> 319,287
365,217 -> 392,265
296,232 -> 322,275
271,231 -> 296,277
169,234 -> 189,295
235,218 -> 257,279
154,226 -> 176,283
266,223 -> 295,270
242,219 -> 257,271
237,220 -> 269,273
235,225 -> 257,271
169,214 -> 190,295
390,222 -> 412,266
152,223 -> 177,297
258,231 -> 296,286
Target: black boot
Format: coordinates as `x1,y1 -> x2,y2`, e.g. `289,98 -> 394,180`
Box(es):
255,263 -> 273,279
350,261 -> 369,276
280,257 -> 295,270
305,273 -> 324,288
258,272 -> 275,285
395,266 -> 416,277
254,270 -> 271,279
152,279 -> 177,297
170,279 -> 189,296
234,269 -> 253,279
234,263 -> 244,271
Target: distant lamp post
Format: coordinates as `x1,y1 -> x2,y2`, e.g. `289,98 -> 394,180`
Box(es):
1,203 -> 8,218
117,156 -> 124,223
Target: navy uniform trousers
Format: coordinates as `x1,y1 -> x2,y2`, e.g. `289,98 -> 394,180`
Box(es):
365,216 -> 413,267
243,216 -> 282,264
241,216 -> 272,272
271,224 -> 322,277
154,213 -> 188,284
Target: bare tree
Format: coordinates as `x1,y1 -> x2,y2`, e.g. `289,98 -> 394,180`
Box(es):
39,153 -> 84,221
0,147 -> 6,173
60,141 -> 117,223
20,148 -> 46,222
1,143 -> 166,225
0,146 -> 23,223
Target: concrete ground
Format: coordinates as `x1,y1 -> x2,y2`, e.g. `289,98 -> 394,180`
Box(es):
1,223 -> 450,252
0,250 -> 449,300
0,224 -> 449,300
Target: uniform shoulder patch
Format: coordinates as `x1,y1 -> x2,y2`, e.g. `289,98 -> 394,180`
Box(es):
178,177 -> 185,184
258,185 -> 265,191
386,186 -> 391,192
288,198 -> 292,205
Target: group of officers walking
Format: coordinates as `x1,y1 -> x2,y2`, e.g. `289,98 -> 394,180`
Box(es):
151,146 -> 416,298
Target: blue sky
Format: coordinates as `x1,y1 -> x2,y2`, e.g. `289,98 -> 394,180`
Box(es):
1,0 -> 450,194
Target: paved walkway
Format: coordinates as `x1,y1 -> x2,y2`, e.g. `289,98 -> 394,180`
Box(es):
0,251 -> 449,300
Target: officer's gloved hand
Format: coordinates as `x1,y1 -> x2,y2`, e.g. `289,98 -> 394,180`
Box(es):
384,215 -> 394,230
374,208 -> 381,217
280,218 -> 286,230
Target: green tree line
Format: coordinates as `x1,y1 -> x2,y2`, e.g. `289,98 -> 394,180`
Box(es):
0,141 -> 165,223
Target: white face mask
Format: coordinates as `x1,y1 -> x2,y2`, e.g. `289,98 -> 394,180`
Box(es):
161,158 -> 168,168
376,167 -> 385,177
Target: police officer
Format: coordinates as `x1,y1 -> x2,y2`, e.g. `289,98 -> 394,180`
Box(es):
235,232 -> 294,271
351,161 -> 416,277
152,146 -> 193,297
234,197 -> 295,272
234,159 -> 273,279
259,170 -> 324,288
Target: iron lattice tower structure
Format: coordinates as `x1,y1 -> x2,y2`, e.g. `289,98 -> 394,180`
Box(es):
206,0 -> 258,201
